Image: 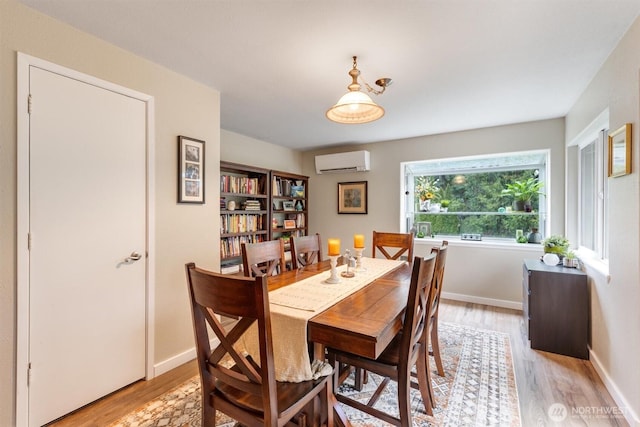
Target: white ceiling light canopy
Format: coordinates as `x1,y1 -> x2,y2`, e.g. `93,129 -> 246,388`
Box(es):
326,56 -> 392,124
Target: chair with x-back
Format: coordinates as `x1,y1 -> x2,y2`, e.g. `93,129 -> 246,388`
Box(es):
185,263 -> 333,427
327,254 -> 437,425
372,231 -> 414,263
241,239 -> 286,277
290,233 -> 323,269
427,240 -> 449,377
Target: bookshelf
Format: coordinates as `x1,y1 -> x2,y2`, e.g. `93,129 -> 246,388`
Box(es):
269,170 -> 308,244
219,161 -> 270,274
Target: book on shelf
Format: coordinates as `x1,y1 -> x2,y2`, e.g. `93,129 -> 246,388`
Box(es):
272,176 -> 304,198
220,234 -> 265,258
220,263 -> 241,275
221,175 -> 261,194
242,200 -> 261,210
220,213 -> 264,234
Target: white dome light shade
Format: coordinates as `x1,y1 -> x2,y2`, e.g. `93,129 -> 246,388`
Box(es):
326,90 -> 385,124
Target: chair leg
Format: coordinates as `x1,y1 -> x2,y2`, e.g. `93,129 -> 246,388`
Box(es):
416,345 -> 434,416
397,368 -> 413,426
202,395 -> 215,427
324,379 -> 334,427
200,377 -> 216,427
431,321 -> 445,377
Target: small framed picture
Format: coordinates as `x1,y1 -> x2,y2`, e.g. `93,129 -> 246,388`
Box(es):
416,222 -> 432,237
283,219 -> 296,229
608,123 -> 632,178
338,181 -> 367,214
178,135 -> 205,203
282,200 -> 295,211
291,185 -> 305,198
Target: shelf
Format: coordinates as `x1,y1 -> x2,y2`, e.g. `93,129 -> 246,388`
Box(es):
272,210 -> 306,214
272,195 -> 306,200
221,210 -> 267,214
221,192 -> 267,198
411,211 -> 545,216
221,230 -> 268,238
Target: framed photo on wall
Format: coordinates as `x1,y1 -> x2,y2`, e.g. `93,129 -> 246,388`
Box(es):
178,135 -> 205,203
338,181 -> 368,214
608,123 -> 632,178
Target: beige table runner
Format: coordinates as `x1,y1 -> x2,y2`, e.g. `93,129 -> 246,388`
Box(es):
240,257 -> 405,382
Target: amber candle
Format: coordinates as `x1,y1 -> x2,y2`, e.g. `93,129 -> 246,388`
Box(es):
354,234 -> 365,249
328,238 -> 340,256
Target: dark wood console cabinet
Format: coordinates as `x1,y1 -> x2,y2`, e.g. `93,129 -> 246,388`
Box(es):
522,259 -> 589,359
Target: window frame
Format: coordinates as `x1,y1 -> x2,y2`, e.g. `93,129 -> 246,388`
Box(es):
577,129 -> 609,260
401,149 -> 550,241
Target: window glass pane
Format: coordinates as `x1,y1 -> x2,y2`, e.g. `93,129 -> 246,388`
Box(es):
580,141 -> 596,250
404,150 -> 548,240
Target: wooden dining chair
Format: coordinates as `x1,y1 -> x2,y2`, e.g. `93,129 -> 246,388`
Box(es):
241,239 -> 286,277
185,263 -> 333,427
327,254 -> 437,425
372,231 -> 414,262
290,233 -> 323,269
428,240 -> 449,377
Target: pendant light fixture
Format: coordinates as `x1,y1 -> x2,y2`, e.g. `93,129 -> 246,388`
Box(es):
326,56 -> 391,124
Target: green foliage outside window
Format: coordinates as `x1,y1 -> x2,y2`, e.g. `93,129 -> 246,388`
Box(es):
413,170 -> 542,239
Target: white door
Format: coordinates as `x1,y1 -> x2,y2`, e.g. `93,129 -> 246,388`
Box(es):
28,66 -> 147,426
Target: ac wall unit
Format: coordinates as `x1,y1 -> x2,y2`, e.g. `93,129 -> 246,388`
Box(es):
315,150 -> 371,174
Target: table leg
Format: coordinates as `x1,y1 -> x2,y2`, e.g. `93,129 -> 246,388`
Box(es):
313,342 -> 325,361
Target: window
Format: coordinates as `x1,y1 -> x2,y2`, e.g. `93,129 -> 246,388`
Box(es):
402,150 -> 549,240
578,130 -> 608,259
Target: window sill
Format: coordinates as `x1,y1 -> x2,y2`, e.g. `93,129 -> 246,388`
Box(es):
414,236 -> 543,251
574,249 -> 611,284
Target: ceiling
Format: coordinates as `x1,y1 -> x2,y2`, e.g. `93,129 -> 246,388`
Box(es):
18,0 -> 640,151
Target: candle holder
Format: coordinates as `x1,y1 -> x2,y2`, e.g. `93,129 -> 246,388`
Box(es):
354,248 -> 366,272
324,255 -> 341,284
341,249 -> 355,278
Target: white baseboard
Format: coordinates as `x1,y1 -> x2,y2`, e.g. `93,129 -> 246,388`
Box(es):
153,347 -> 196,377
441,291 -> 523,311
153,337 -> 222,377
589,349 -> 640,426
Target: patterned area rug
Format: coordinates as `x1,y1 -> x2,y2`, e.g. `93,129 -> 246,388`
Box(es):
110,323 -> 520,427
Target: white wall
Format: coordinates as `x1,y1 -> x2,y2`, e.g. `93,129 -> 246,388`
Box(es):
565,15 -> 640,425
221,129 -> 302,174
301,118 -> 566,306
0,2 -> 220,424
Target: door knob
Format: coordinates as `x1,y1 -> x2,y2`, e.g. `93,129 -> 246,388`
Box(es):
124,252 -> 142,263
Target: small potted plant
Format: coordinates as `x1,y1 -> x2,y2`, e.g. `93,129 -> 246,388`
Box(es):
563,251 -> 579,268
542,235 -> 569,256
501,178 -> 544,212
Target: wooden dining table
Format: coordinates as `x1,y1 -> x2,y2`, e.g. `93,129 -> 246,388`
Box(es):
265,257 -> 413,426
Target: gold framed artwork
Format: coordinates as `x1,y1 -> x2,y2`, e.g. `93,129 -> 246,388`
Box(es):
608,123 -> 631,178
338,181 -> 368,214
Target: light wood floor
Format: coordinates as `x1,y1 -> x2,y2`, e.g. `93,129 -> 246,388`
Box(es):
48,300 -> 628,427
